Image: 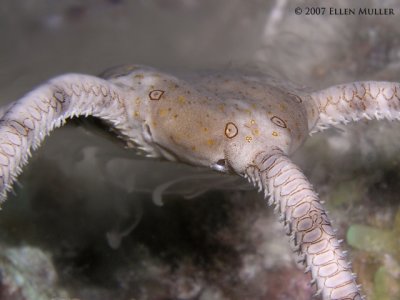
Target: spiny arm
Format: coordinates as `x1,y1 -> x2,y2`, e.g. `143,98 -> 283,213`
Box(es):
0,74 -> 132,202
308,81 -> 400,133
245,148 -> 362,300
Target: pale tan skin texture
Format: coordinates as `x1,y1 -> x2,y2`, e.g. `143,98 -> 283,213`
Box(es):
1,64 -> 399,299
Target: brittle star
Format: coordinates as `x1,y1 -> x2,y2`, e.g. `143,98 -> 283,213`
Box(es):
2,64 -> 397,300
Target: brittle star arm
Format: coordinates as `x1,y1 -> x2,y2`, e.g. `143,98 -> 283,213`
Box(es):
0,74 -> 132,202
245,148 -> 362,300
307,81 -> 400,133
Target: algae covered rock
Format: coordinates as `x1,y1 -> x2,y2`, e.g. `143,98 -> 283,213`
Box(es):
347,219 -> 400,300
347,224 -> 396,254
0,245 -> 69,300
372,262 -> 400,300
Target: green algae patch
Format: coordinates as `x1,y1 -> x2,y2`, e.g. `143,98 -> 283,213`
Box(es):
372,266 -> 400,300
346,224 -> 396,254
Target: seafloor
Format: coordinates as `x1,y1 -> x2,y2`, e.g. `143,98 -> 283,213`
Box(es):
0,0 -> 400,299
